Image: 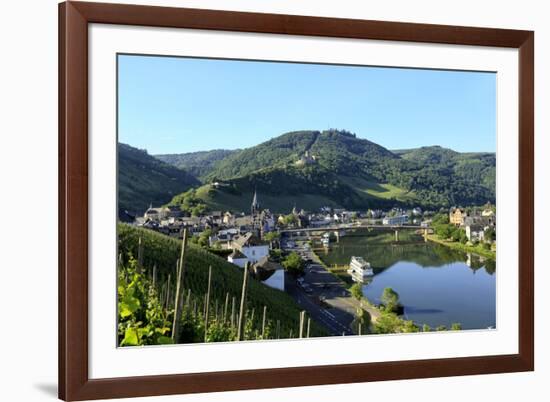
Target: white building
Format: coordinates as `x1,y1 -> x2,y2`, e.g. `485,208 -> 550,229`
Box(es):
466,224 -> 485,242
253,256 -> 285,291
227,250 -> 248,268
231,232 -> 269,264
382,215 -> 409,225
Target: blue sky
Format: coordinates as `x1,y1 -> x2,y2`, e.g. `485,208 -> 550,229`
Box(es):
118,54 -> 496,155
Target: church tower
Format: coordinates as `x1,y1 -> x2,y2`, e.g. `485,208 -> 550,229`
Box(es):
251,188 -> 260,216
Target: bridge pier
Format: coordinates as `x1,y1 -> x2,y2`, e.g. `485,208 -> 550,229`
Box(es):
395,229 -> 399,242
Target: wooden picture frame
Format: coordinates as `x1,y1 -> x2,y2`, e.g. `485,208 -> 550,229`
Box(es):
59,1 -> 534,400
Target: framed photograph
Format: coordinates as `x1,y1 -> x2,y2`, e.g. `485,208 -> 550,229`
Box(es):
59,1 -> 534,400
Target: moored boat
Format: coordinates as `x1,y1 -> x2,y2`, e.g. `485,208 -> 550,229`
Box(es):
347,256 -> 373,282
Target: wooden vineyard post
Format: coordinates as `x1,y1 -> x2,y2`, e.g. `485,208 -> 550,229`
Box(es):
152,264 -> 157,289
306,317 -> 311,338
171,229 -> 188,342
223,292 -> 229,323
261,306 -> 267,338
299,311 -> 305,338
237,263 -> 249,341
137,236 -> 143,273
185,288 -> 191,310
231,296 -> 236,328
165,273 -> 171,311
204,266 -> 212,342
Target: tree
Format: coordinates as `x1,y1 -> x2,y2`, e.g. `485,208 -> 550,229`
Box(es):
484,227 -> 496,242
263,231 -> 280,249
352,307 -> 371,334
283,214 -> 298,226
197,229 -> 212,248
422,324 -> 431,332
350,283 -> 363,301
373,312 -> 417,334
432,213 -> 449,225
381,287 -> 400,312
450,323 -> 462,331
436,325 -> 447,331
282,252 -> 305,276
435,223 -> 454,240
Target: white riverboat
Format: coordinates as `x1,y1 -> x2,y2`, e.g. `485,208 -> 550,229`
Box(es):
347,256 -> 373,282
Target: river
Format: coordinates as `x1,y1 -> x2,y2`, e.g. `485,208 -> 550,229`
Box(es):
315,229 -> 496,330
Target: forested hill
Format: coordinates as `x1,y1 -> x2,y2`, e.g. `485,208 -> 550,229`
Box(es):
118,143 -> 200,215
393,146 -> 496,203
141,129 -> 496,212
204,129 -> 397,181
155,149 -> 239,180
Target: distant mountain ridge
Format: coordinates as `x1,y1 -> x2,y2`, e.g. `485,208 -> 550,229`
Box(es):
155,149 -> 239,180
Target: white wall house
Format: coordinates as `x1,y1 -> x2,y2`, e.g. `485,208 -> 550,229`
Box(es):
227,250 -> 248,268
252,256 -> 285,291
382,215 -> 409,225
466,225 -> 485,242
262,268 -> 285,291
231,232 -> 270,265
240,244 -> 269,264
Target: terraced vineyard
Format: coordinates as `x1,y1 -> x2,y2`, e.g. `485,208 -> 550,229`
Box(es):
117,224 -> 328,345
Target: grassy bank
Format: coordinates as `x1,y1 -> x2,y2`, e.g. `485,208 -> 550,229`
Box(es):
426,234 -> 496,260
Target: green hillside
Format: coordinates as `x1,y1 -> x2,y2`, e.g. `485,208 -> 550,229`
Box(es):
118,143 -> 200,215
391,146 -> 496,206
118,224 -> 327,342
135,130 -> 496,213
206,129 -> 397,181
192,183 -> 341,214
165,130 -> 495,212
155,149 -> 239,180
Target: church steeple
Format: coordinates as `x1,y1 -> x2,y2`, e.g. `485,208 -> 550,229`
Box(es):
251,188 -> 260,215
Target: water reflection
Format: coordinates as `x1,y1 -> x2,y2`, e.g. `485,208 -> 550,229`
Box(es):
316,229 -> 496,329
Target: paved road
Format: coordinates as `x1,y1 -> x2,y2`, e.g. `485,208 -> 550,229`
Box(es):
283,242 -> 358,335
283,240 -> 383,335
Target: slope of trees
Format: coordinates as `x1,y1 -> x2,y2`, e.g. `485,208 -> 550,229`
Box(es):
118,143 -> 200,215
136,129 -> 496,213
155,149 -> 239,180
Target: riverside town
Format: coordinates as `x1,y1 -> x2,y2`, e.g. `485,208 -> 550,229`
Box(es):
116,54 -> 496,346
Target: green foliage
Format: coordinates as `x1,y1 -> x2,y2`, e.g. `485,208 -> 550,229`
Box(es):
422,324 -> 431,332
450,323 -> 462,331
129,131 -> 495,215
117,224 -> 328,345
373,312 -> 418,334
352,307 -> 371,334
484,227 -> 496,242
118,143 -> 199,214
117,255 -> 173,346
282,252 -> 305,277
432,213 -> 449,225
283,214 -> 298,226
350,283 -> 363,301
155,149 -> 239,179
168,188 -> 208,216
381,287 -> 400,313
161,131 -> 495,213
269,248 -> 283,262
